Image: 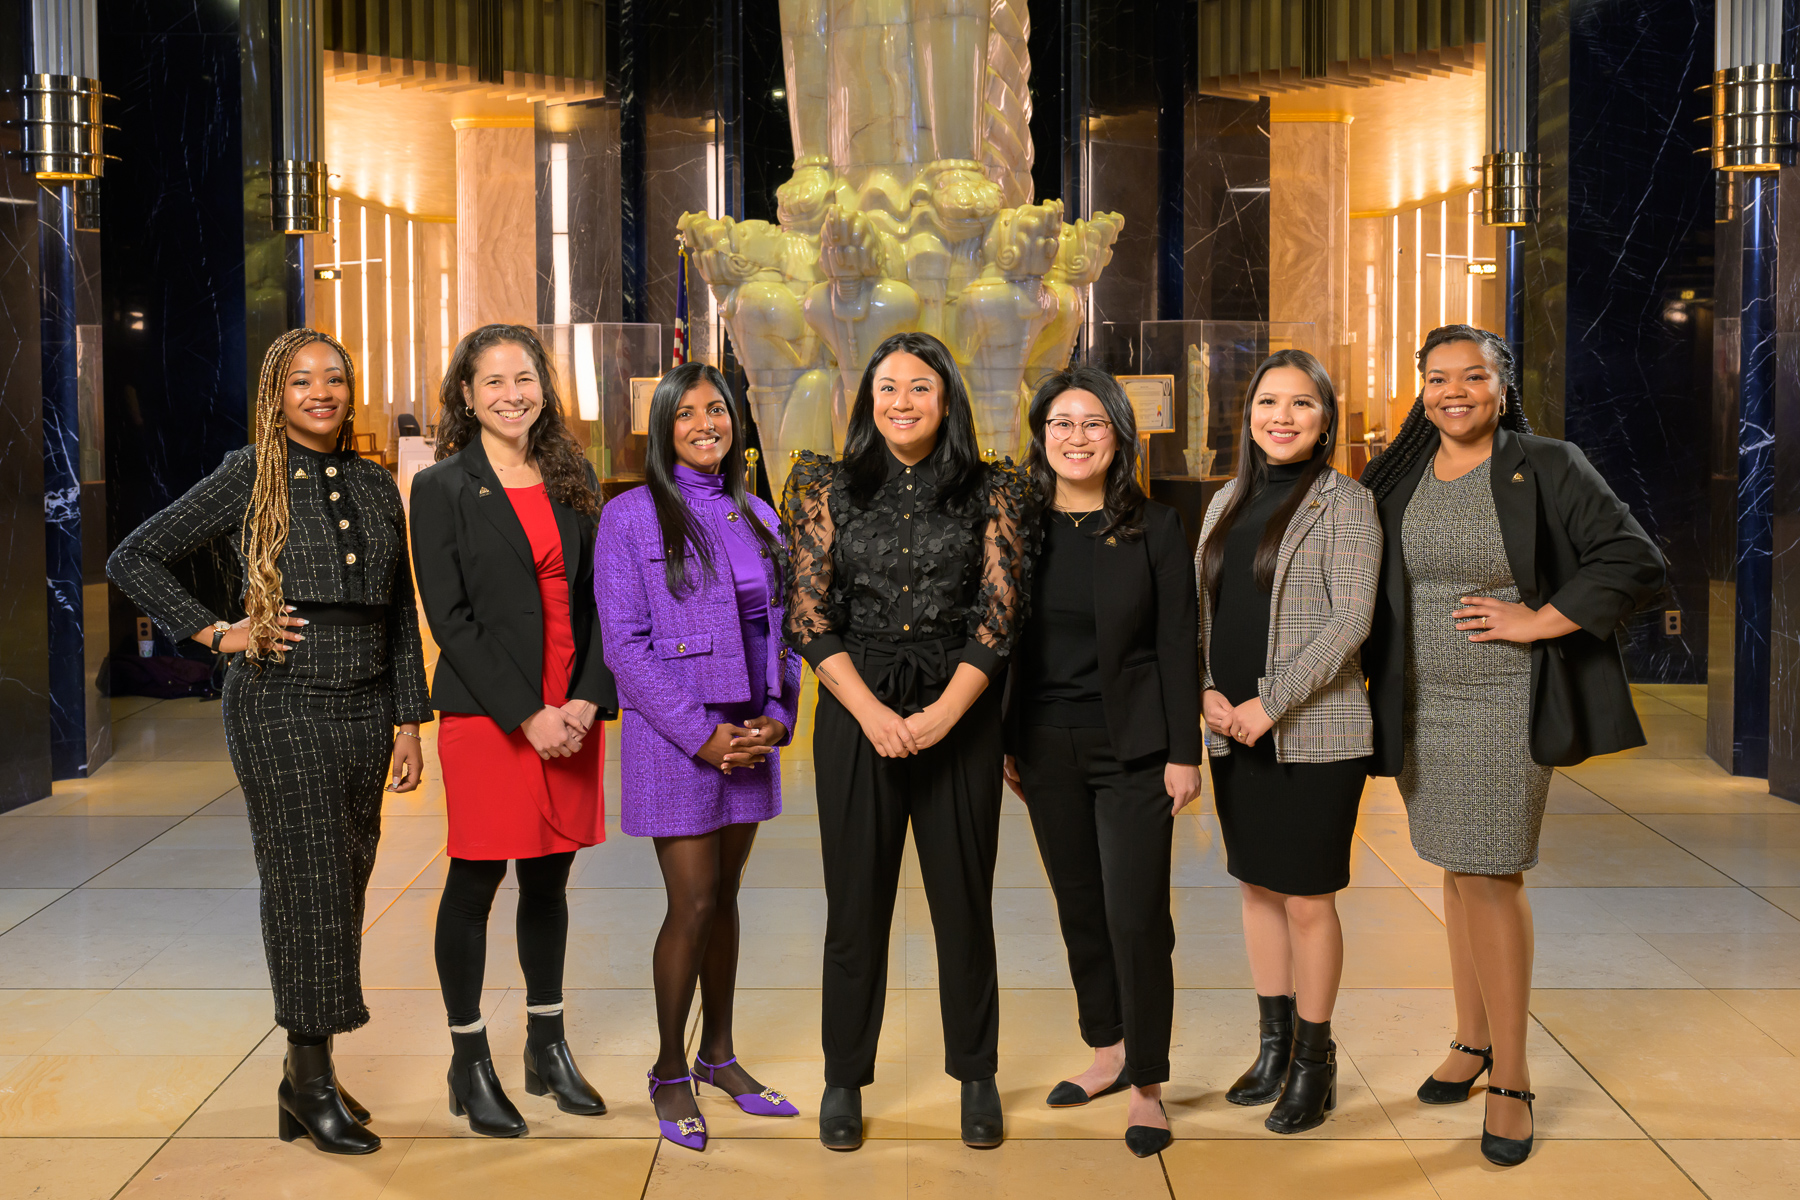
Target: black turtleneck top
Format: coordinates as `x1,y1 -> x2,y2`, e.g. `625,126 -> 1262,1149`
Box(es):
1019,508 -> 1105,726
1208,461 -> 1309,705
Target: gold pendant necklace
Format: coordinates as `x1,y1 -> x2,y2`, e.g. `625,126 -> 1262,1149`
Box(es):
1057,507 -> 1103,529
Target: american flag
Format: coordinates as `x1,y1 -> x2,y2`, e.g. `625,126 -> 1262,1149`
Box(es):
673,239 -> 689,367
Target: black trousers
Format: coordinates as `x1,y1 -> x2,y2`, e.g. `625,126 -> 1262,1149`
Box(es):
813,684 -> 1003,1088
435,852 -> 577,1028
223,624 -> 393,1037
1014,725 -> 1175,1086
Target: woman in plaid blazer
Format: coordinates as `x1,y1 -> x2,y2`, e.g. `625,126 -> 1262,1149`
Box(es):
1195,349 -> 1381,1136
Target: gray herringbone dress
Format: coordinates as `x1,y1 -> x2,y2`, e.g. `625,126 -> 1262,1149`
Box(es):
1398,459 -> 1551,874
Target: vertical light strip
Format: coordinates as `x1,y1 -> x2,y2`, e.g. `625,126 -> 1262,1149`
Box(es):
1437,198 -> 1448,329
1466,190 -> 1477,324
407,219 -> 417,412
1390,213 -> 1399,406
1413,206 -> 1423,363
358,204 -> 370,405
551,143 -> 572,324
331,197 -> 343,339
440,269 -> 451,384
384,211 -> 395,409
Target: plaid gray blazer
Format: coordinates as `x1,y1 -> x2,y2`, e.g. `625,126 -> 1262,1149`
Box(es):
1196,468 -> 1382,763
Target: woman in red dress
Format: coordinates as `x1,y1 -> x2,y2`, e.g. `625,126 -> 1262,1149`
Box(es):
410,324 -> 618,1137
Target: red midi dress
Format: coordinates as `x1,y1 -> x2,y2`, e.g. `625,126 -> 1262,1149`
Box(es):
438,483 -> 605,859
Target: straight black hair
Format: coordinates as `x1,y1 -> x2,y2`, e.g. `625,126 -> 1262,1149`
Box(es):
1024,365 -> 1147,541
1199,348 -> 1339,600
644,361 -> 783,597
842,331 -> 985,511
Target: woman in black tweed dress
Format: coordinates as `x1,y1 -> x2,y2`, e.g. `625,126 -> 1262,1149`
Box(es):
108,330 -> 432,1156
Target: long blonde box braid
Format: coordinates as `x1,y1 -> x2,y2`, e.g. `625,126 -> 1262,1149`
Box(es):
243,329 -> 358,661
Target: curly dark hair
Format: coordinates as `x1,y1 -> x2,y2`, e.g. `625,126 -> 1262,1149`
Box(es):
1023,364 -> 1147,542
434,324 -> 599,517
1359,323 -> 1534,501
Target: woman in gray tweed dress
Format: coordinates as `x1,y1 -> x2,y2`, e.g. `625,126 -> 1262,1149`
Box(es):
109,330 -> 431,1157
1361,325 -> 1663,1167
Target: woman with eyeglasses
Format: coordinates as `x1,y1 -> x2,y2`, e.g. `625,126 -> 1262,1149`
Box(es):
1001,366 -> 1201,1158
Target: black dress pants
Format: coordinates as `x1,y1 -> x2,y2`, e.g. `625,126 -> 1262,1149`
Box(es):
1014,725 -> 1175,1086
813,684 -> 1003,1088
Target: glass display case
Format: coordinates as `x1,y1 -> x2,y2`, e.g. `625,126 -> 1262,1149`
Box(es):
540,323 -> 663,496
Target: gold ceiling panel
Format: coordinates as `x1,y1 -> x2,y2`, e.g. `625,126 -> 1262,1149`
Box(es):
1200,0 -> 1482,97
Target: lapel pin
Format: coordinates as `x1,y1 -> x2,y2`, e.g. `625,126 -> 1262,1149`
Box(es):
293,468 -> 307,479
1309,500 -> 1320,509
1511,471 -> 1524,483
1105,535 -> 1117,545
479,485 -> 492,496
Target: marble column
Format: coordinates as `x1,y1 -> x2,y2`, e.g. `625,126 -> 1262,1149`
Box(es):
1269,118 -> 1350,403
1762,166 -> 1800,798
0,0 -> 53,811
455,120 -> 538,334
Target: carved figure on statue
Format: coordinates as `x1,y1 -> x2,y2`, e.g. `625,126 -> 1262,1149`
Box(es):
952,201 -> 1063,459
1025,212 -> 1124,395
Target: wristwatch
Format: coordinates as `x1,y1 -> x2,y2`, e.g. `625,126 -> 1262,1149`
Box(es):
209,621 -> 231,654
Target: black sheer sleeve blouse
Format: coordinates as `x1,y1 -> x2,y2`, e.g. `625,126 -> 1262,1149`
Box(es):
106,440 -> 433,725
781,448 -> 1033,678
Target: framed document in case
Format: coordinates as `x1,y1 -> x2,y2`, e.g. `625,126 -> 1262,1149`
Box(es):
1118,375 -> 1176,434
629,377 -> 660,435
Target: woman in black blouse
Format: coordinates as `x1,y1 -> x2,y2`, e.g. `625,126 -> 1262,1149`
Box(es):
108,330 -> 431,1156
783,331 -> 1031,1153
1002,366 -> 1200,1157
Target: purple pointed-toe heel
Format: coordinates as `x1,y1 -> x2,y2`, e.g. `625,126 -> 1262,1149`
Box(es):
693,1055 -> 800,1117
648,1072 -> 707,1150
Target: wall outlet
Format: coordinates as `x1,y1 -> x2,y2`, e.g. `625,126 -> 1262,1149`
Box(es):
1663,609 -> 1682,636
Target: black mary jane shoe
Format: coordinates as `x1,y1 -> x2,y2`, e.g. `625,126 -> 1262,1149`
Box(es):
448,1029 -> 528,1138
1417,1038 -> 1494,1105
328,1037 -> 371,1124
522,1011 -> 607,1116
278,1041 -> 382,1155
1481,1085 -> 1536,1166
961,1077 -> 1005,1149
819,1085 -> 863,1151
1045,1068 -> 1130,1108
1226,994 -> 1294,1106
1124,1099 -> 1172,1158
1264,1017 -> 1336,1135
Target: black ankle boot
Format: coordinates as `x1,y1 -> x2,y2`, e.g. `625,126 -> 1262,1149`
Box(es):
327,1036 -> 370,1124
1226,994 -> 1294,1106
278,1040 -> 382,1154
960,1077 -> 1004,1148
1265,1016 -> 1336,1134
448,1028 -> 527,1137
819,1085 -> 863,1151
523,1011 -> 606,1116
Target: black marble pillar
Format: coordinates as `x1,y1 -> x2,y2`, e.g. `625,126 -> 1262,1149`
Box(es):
1523,0 -> 1714,689
0,0 -> 53,811
1769,165 -> 1800,798
537,100 -> 623,326
100,0 -> 269,658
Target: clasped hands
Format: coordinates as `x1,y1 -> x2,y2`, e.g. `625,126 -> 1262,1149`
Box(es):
854,698 -> 960,759
522,699 -> 601,761
697,716 -> 788,774
1203,689 -> 1275,747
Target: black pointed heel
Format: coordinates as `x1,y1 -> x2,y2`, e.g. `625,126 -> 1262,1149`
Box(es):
1124,1099 -> 1172,1158
1265,1017 -> 1336,1135
1045,1068 -> 1129,1108
1227,994 -> 1294,1106
1481,1084 -> 1536,1166
277,1041 -> 382,1154
522,1011 -> 606,1115
1417,1038 -> 1494,1105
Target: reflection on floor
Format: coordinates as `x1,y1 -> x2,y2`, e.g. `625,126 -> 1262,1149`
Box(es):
1,680 -> 1796,1198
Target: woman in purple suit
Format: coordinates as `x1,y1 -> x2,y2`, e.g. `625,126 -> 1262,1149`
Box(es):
596,361 -> 804,1151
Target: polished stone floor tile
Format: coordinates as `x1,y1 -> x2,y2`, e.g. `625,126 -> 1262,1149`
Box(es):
0,888 -> 237,988
0,990 -> 109,1054
0,1053 -> 240,1136
116,1137 -> 409,1200
1578,1053 -> 1800,1138
1589,885 -> 1800,934
1354,1051 -> 1642,1139
643,1137 -> 907,1199
1405,1138 -> 1705,1198
1532,989 -> 1793,1060
1637,931 -> 1800,987
1607,711 -> 1708,760
1562,758 -> 1792,814
1531,933 -> 1701,989
0,816 -> 186,888
37,760 -> 242,817
1353,815 -> 1444,890
908,1137 -> 1172,1193
1755,885 -> 1800,919
1637,814 -> 1800,886
86,815 -> 260,889
0,889 -> 67,935
37,988 -> 274,1056
0,1137 -> 163,1200
121,888 -> 270,989
1715,988 -> 1800,1055
381,1132 -> 656,1197
1545,772 -> 1621,814
1661,1138 -> 1800,1200
1530,815 -> 1737,888
1162,1053 -> 1402,1140
1163,1138 -> 1437,1199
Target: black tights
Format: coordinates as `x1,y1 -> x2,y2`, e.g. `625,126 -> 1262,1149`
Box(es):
651,824 -> 759,1076
435,852 -> 576,1027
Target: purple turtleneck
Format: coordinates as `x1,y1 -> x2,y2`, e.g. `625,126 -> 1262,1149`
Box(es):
674,463 -> 770,627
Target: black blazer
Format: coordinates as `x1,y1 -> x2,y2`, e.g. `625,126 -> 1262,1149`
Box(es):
1006,500 -> 1203,764
409,438 -> 618,733
1363,426 -> 1666,774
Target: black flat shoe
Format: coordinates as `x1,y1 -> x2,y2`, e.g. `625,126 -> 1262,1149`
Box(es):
1045,1068 -> 1130,1108
278,1041 -> 382,1155
1124,1100 -> 1171,1158
819,1085 -> 863,1151
961,1077 -> 1004,1148
1417,1038 -> 1493,1105
1481,1084 -> 1536,1166
1226,994 -> 1294,1106
1265,1017 -> 1336,1135
523,1012 -> 606,1115
448,1029 -> 527,1138
327,1037 -> 371,1124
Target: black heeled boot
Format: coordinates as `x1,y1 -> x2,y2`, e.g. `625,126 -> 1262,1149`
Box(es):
448,1028 -> 528,1137
328,1036 -> 371,1124
960,1077 -> 1004,1149
278,1040 -> 382,1154
1264,1016 -> 1336,1135
1226,994 -> 1294,1106
522,1011 -> 606,1115
819,1085 -> 863,1151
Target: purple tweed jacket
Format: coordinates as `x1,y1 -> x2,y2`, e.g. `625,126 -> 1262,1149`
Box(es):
595,484 -> 802,759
